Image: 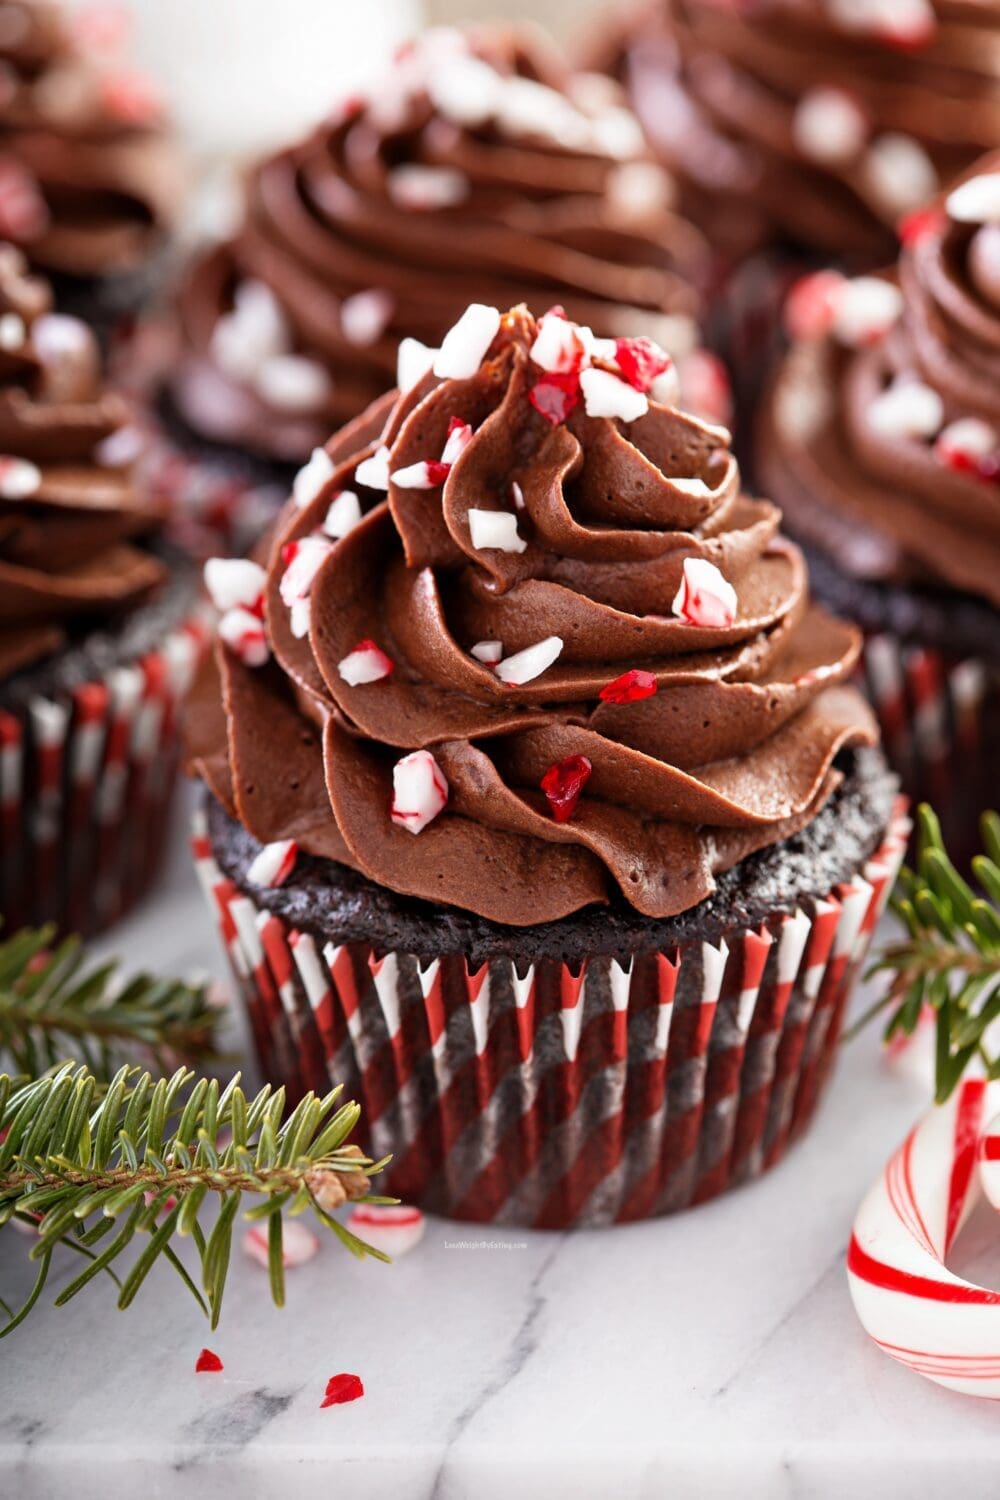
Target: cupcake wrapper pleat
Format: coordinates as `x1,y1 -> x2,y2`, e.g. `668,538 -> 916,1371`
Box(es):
193,802 -> 910,1228
0,616 -> 209,938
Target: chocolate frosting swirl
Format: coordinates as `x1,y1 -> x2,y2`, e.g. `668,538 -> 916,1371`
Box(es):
0,1 -> 177,279
172,25 -> 717,463
603,0 -> 1000,261
0,244 -> 167,681
761,151 -> 1000,608
189,304 -> 877,927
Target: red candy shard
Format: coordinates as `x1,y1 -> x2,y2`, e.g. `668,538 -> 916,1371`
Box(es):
425,459 -> 451,485
613,337 -> 671,393
540,755 -> 593,823
321,1373 -> 365,1407
598,669 -> 658,705
528,371 -> 580,426
196,1349 -> 224,1373
783,270 -> 844,341
898,205 -> 946,245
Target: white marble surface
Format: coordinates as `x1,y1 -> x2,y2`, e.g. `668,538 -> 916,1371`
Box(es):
3,786 -> 1000,1499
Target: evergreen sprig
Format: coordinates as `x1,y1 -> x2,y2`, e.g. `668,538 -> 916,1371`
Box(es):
0,922 -> 220,1079
855,804 -> 1000,1102
0,1063 -> 391,1336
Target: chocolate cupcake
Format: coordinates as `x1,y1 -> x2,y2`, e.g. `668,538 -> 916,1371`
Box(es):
166,24 -> 729,487
0,245 -> 203,937
758,156 -> 1000,856
188,301 -> 906,1227
591,0 -> 1000,447
0,0 -> 179,343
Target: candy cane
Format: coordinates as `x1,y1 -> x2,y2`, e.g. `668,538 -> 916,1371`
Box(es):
847,1078 -> 1000,1397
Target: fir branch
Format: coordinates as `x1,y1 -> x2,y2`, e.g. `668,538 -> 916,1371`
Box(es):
0,922 -> 220,1079
857,804 -> 1000,1102
0,1063 -> 391,1335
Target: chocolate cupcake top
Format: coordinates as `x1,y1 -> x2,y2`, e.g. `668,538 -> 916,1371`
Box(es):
0,0 -> 177,280
172,24 -> 727,464
760,154 -> 1000,608
0,244 -> 168,681
606,0 -> 1000,262
190,302 -> 877,927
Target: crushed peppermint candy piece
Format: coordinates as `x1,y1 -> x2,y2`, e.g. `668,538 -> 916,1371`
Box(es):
243,1217 -> 317,1266
613,336 -> 672,394
471,639 -> 503,667
0,455 -> 41,498
397,337 -> 437,392
0,158 -> 50,242
195,1349 -> 224,1374
293,447 -> 335,508
218,607 -> 269,667
100,70 -> 163,124
321,1373 -> 364,1408
434,304 -> 501,379
468,508 -> 527,554
204,558 -> 266,615
530,308 -> 589,375
280,536 -> 334,606
388,164 -> 468,210
864,133 -> 936,219
529,371 -> 580,425
898,205 -> 946,245
793,87 -> 868,165
322,489 -> 362,538
391,750 -> 449,834
256,353 -> 331,413
580,366 -> 648,421
672,558 -> 737,628
340,288 -> 393,347
599,669 -> 658,704
495,636 -> 563,686
541,754 -> 592,823
441,416 -> 474,467
246,838 -> 298,889
868,379 -> 943,439
605,160 -> 674,218
784,269 -> 847,341
355,446 -> 391,491
0,312 -> 24,349
511,480 -> 526,510
288,599 -> 312,640
832,277 -> 903,347
392,459 -> 451,489
669,476 -> 714,499
946,172 -> 1000,226
338,639 -> 394,685
829,0 -> 935,48
345,1203 -> 426,1257
935,418 -> 998,473
427,52 -> 503,127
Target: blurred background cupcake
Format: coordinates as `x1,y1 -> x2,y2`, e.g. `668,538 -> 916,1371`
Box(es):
758,155 -> 1000,857
0,0 -> 182,344
188,301 -> 905,1226
157,24 -> 730,544
0,242 -> 203,936
584,0 -> 1000,453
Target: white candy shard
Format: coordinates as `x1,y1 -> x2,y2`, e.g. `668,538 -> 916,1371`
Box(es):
935,417 -> 997,464
495,636 -> 564,685
434,303 -> 501,379
669,476 -> 714,499
293,446 -> 335,509
340,288 -> 393,347
793,87 -> 868,165
672,558 -> 737,628
580,365 -> 649,421
256,353 -> 331,413
947,172 -> 1000,226
0,455 -> 41,498
211,278 -> 288,382
391,749 -> 449,834
338,640 -> 394,685
529,309 -> 588,374
868,379 -> 943,440
427,53 -> 502,127
392,460 -> 446,490
243,1217 -> 318,1268
468,508 -> 527,553
440,418 -> 474,466
865,133 -> 937,218
832,276 -> 903,346
322,489 -> 362,538
203,557 -> 266,613
289,599 -> 311,640
355,445 -> 391,490
0,312 -> 24,349
279,536 -> 333,605
218,607 -> 269,667
397,336 -> 437,392
605,160 -> 674,218
388,164 -> 468,210
471,639 -> 503,666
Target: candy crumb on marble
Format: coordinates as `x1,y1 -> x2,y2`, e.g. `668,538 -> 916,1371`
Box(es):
321,1373 -> 365,1407
195,1349 -> 224,1374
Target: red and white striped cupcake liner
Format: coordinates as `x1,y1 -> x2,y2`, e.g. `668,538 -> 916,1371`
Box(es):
861,635 -> 998,863
0,614 -> 209,938
193,801 -> 910,1228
